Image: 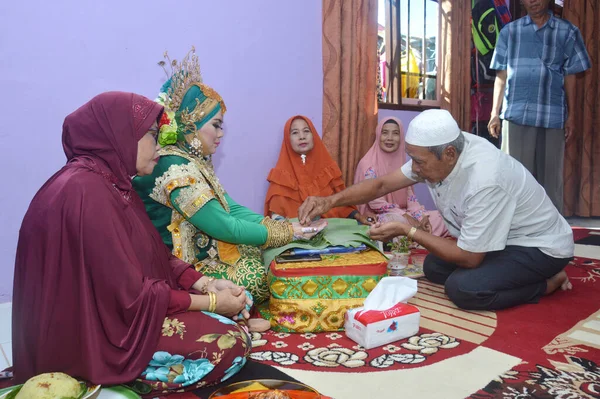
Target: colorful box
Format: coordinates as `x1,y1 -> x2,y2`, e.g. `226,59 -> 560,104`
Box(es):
345,302 -> 420,349
266,249 -> 388,333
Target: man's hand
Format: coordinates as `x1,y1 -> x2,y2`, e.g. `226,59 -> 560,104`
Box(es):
368,222 -> 408,242
565,117 -> 575,143
488,115 -> 502,138
403,214 -> 420,228
298,196 -> 333,225
403,213 -> 432,233
420,215 -> 432,233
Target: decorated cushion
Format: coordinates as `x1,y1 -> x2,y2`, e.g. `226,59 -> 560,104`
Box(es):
265,249 -> 387,333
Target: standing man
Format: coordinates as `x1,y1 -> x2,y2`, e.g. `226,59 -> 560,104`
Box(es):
488,0 -> 591,213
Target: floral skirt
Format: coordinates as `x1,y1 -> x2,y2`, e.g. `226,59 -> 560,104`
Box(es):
138,311 -> 251,397
196,245 -> 270,304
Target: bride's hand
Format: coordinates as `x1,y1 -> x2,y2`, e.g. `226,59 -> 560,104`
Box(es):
292,219 -> 328,240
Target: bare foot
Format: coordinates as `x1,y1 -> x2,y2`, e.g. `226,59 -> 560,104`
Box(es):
247,318 -> 271,333
545,270 -> 572,295
561,276 -> 573,291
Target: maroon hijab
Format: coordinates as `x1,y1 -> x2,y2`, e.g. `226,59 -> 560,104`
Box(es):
12,92 -> 189,384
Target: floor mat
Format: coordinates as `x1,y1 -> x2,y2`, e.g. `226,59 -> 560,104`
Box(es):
250,256 -> 600,398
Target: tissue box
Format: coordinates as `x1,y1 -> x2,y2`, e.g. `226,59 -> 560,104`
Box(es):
345,302 -> 420,349
265,249 -> 388,333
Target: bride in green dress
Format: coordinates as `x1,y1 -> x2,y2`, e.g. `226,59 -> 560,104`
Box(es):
134,49 -> 323,306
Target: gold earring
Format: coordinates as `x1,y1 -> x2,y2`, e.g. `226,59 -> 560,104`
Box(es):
189,136 -> 203,157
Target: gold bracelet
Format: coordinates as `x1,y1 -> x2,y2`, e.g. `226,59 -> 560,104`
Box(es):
407,226 -> 418,241
261,218 -> 294,248
208,291 -> 217,313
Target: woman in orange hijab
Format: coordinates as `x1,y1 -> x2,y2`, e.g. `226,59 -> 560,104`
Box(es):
265,115 -> 369,223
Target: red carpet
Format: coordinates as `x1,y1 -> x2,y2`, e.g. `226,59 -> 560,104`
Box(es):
468,255 -> 600,398
573,226 -> 600,245
250,255 -> 600,397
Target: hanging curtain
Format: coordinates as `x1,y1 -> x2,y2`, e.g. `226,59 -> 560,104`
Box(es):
322,0 -> 379,186
439,0 -> 472,131
563,0 -> 600,216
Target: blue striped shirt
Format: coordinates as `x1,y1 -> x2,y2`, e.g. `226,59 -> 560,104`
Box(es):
490,13 -> 591,129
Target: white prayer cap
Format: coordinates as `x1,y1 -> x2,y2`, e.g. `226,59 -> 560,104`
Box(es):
405,109 -> 460,147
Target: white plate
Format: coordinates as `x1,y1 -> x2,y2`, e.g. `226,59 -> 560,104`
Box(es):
97,386 -> 141,399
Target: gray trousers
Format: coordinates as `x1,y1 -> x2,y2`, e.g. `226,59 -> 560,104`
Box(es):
501,120 -> 565,213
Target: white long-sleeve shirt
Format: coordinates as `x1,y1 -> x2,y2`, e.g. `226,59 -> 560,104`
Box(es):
401,134 -> 573,258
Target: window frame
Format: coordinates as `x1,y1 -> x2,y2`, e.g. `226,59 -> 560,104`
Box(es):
378,0 -> 442,111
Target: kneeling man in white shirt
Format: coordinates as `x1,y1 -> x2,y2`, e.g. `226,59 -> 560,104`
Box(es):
297,109 -> 574,310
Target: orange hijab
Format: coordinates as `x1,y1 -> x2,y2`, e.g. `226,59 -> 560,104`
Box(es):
264,115 -> 356,219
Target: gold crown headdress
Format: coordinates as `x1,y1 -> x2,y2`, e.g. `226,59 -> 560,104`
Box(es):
159,46 -> 204,113
157,47 -> 226,145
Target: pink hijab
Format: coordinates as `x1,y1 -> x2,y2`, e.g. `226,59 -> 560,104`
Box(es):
354,117 -> 407,212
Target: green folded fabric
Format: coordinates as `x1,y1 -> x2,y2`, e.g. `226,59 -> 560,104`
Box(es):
263,218 -> 383,268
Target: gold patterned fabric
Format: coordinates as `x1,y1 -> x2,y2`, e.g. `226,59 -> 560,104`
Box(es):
197,245 -> 269,303
150,147 -> 229,264
263,249 -> 388,333
149,146 -> 269,302
260,217 -> 294,249
152,146 -> 229,212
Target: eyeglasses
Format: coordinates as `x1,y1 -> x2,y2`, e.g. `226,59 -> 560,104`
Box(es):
147,125 -> 159,142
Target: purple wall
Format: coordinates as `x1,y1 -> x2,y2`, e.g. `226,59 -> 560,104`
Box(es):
0,0 -> 323,301
0,1 -> 424,302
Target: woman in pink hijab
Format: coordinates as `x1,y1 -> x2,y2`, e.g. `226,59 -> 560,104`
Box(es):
354,117 -> 448,237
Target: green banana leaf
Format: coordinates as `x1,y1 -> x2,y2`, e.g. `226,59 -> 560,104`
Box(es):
262,218 -> 383,268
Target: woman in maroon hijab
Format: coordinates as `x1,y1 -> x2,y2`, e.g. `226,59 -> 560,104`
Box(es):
12,92 -> 251,395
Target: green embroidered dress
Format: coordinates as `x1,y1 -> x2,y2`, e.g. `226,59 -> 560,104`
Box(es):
133,147 -> 272,302
136,50 -> 293,303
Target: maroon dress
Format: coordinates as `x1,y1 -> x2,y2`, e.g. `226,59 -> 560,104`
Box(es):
12,92 -> 249,396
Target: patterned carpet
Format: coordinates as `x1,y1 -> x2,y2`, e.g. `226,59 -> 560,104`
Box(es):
248,248 -> 600,398
4,231 -> 598,399
250,279 -> 493,373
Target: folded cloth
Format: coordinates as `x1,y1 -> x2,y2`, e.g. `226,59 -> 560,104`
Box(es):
263,218 -> 382,268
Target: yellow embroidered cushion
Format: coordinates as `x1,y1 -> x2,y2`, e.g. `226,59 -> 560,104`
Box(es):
265,249 -> 387,333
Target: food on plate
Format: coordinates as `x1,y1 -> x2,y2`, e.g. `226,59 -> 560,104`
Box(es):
15,372 -> 84,399
249,391 -> 292,399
